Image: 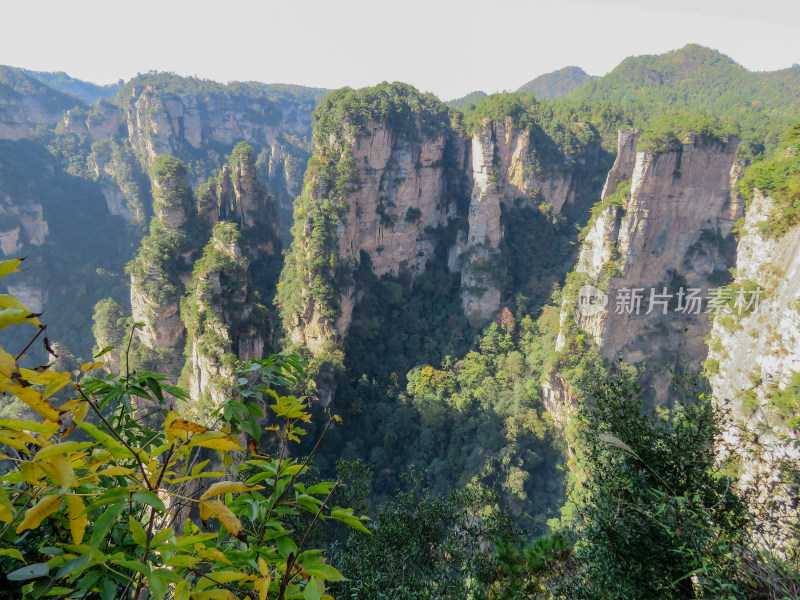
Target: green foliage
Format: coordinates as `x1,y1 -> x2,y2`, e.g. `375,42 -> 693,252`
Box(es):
739,123 -> 800,237
126,155 -> 205,306
445,90 -> 488,112
325,294 -> 568,535
467,93 -> 606,166
0,276 -> 365,599
562,372 -> 749,599
276,101 -> 362,334
567,44 -> 800,158
766,371 -> 800,429
313,82 -> 452,140
482,534 -> 575,599
517,66 -> 595,100
636,112 -> 736,156
330,470 -> 513,600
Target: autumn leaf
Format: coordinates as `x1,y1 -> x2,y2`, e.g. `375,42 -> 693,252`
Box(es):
0,345 -> 19,380
66,494 -> 87,545
200,481 -> 263,501
6,384 -> 60,422
17,494 -> 62,533
199,500 -> 244,539
187,431 -> 243,452
0,258 -> 24,280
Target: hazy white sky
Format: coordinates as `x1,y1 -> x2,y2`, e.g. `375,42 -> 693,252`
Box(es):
2,0 -> 799,99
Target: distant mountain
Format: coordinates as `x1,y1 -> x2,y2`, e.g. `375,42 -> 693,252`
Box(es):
517,66 -> 595,99
446,90 -> 487,111
24,70 -> 121,105
0,66 -> 85,111
574,44 -> 800,111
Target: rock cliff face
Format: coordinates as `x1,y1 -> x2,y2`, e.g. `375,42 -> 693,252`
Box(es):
706,191 -> 800,539
126,148 -> 279,402
279,87 -> 610,361
279,101 -> 467,357
182,223 -> 266,412
196,143 -> 280,263
121,78 -> 324,236
548,131 -> 743,408
457,117 -> 581,321
128,157 -> 200,375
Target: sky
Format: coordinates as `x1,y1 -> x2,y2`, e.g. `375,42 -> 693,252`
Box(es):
2,0 -> 799,100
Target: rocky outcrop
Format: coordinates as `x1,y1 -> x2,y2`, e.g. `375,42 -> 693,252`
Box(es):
551,131 -> 744,406
457,117 -> 580,321
89,138 -> 147,225
128,156 -> 201,375
0,196 -> 49,253
280,106 -> 465,357
182,222 -> 266,412
196,142 -> 280,262
706,191 -> 800,542
121,78 -> 322,230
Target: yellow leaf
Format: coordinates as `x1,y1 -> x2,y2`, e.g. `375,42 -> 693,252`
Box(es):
199,547 -> 232,565
80,361 -> 104,372
0,434 -> 34,452
168,418 -> 208,434
47,454 -> 75,490
16,494 -> 62,533
70,401 -> 89,422
0,418 -> 59,435
0,345 -> 18,380
97,466 -> 135,477
0,505 -> 12,523
18,462 -> 45,486
258,557 -> 269,577
204,570 -> 249,584
188,432 -> 243,452
42,378 -> 70,400
0,258 -> 23,279
200,482 -> 263,501
0,307 -> 39,329
66,494 -> 87,544
6,384 -> 60,422
19,369 -> 69,385
257,576 -> 270,600
198,500 -> 243,538
34,441 -> 94,460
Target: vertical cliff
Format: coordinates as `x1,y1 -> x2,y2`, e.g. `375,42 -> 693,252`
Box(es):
277,83 -> 460,357
547,129 -> 743,412
181,222 -> 267,413
196,142 -> 280,266
120,75 -> 325,234
127,155 -> 204,375
118,146 -> 279,401
457,115 -> 594,321
0,67 -> 82,139
705,130 -> 800,544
